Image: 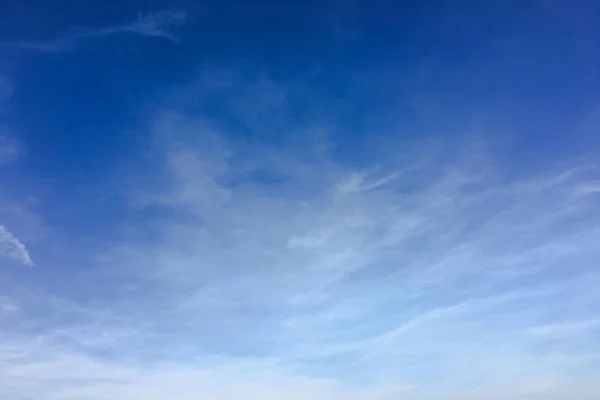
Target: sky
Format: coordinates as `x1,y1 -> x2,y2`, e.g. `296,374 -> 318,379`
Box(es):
1,0 -> 600,399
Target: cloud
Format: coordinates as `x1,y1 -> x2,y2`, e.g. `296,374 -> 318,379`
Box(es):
0,331 -> 599,400
1,73 -> 600,398
4,10 -> 187,52
526,319 -> 600,337
0,225 -> 34,266
98,82 -> 600,387
0,339 -> 599,400
335,169 -> 405,193
575,181 -> 600,195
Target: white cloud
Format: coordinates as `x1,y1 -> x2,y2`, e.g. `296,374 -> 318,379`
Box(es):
575,181 -> 600,195
335,169 -> 404,193
2,74 -> 600,399
4,10 -> 187,52
526,319 -> 600,337
0,225 -> 34,266
93,100 -> 600,388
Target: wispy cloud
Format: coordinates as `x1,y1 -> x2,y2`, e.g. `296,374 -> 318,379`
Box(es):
335,169 -> 406,193
0,225 -> 34,266
1,72 -> 600,398
91,74 -> 600,390
526,319 -> 600,337
4,10 -> 187,52
0,335 -> 599,400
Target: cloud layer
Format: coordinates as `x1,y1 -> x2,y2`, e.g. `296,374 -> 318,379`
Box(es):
1,2 -> 600,393
2,71 -> 599,398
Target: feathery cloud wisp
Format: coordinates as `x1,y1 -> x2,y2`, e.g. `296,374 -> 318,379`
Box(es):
0,225 -> 34,266
1,72 -> 599,399
4,10 -> 187,52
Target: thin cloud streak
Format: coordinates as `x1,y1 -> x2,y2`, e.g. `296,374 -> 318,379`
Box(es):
3,10 -> 187,52
0,225 -> 33,266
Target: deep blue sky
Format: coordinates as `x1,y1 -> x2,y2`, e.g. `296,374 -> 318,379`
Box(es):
1,1 -> 600,399
3,0 -> 598,179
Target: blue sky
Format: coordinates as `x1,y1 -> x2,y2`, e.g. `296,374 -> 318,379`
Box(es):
1,1 -> 600,399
